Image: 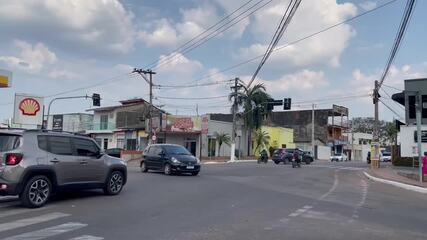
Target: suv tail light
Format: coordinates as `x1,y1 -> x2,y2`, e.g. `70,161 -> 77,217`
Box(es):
5,153 -> 23,165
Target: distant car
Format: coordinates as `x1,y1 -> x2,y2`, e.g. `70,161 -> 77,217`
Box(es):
140,144 -> 200,176
272,148 -> 313,165
330,153 -> 348,162
380,152 -> 392,162
105,148 -> 123,158
367,152 -> 371,164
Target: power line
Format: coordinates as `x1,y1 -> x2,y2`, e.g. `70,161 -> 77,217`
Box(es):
168,0 -> 399,88
157,79 -> 233,89
379,87 -> 405,110
153,0 -> 274,71
156,95 -> 229,100
143,0 -> 257,69
382,83 -> 404,91
247,0 -> 302,88
379,98 -> 404,120
378,0 -> 416,88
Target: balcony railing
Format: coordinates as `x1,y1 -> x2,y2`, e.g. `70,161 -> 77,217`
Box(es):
87,122 -> 116,131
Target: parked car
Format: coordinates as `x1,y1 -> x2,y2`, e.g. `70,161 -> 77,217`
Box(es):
0,129 -> 127,208
105,148 -> 124,158
272,148 -> 293,164
272,148 -> 313,165
140,144 -> 200,176
380,152 -> 392,162
330,153 -> 348,162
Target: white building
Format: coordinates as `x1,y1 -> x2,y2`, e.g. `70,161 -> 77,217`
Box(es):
343,132 -> 372,161
398,125 -> 427,157
46,113 -> 93,133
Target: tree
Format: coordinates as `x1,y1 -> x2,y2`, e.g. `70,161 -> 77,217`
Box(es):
229,83 -> 272,156
215,132 -> 231,157
384,122 -> 398,145
253,129 -> 270,154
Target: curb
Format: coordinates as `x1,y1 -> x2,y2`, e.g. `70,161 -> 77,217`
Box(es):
202,160 -> 257,165
363,171 -> 427,194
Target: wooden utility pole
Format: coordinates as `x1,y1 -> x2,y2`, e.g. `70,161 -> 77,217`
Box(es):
372,80 -> 380,168
133,68 -> 156,144
230,77 -> 242,161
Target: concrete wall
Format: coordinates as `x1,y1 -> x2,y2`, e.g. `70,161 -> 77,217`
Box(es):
47,114 -> 93,132
257,126 -> 295,156
201,119 -> 233,157
398,125 -> 427,157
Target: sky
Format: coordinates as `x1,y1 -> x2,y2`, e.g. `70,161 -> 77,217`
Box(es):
0,0 -> 426,122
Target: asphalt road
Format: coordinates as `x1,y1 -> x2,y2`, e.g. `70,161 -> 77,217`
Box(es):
1,161 -> 427,240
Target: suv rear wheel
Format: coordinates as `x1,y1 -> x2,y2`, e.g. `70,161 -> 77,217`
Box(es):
20,175 -> 51,208
164,163 -> 172,175
104,171 -> 124,195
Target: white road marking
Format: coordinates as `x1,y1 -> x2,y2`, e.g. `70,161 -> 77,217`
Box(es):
0,207 -> 51,218
69,235 -> 104,240
319,169 -> 339,201
301,210 -> 335,221
288,205 -> 313,217
2,222 -> 87,240
0,212 -> 70,233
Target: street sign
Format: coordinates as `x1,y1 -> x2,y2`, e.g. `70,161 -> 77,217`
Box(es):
283,98 -> 291,110
0,69 -> 12,88
13,94 -> 44,126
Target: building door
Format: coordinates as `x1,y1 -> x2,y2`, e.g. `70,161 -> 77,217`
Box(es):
185,138 -> 197,156
208,138 -> 216,157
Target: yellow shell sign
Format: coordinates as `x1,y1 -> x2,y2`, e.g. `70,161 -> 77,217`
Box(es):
0,69 -> 12,88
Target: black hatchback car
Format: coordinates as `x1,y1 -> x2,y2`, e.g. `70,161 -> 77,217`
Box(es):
140,144 -> 201,176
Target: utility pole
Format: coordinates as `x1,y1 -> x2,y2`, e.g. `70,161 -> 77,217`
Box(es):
230,77 -> 242,162
133,68 -> 156,144
415,92 -> 424,183
311,103 -> 315,156
372,80 -> 380,168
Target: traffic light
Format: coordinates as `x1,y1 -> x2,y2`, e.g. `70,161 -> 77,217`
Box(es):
92,93 -> 101,106
283,98 -> 291,110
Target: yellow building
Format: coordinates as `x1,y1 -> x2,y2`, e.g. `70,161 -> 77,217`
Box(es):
253,126 -> 295,156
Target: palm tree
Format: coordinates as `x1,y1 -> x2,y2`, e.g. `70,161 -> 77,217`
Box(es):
253,129 -> 270,154
229,83 -> 272,156
215,132 -> 231,157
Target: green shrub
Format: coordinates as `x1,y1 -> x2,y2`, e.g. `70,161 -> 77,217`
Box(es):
392,156 -> 419,167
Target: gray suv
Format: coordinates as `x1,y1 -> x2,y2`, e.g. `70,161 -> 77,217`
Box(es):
0,129 -> 127,208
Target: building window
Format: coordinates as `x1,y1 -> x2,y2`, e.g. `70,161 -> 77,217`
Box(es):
126,139 -> 137,150
117,139 -> 124,149
100,115 -> 108,130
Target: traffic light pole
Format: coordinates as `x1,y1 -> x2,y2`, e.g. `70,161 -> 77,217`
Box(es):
44,95 -> 95,129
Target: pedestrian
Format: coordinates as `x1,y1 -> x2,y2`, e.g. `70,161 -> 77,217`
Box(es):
423,152 -> 427,179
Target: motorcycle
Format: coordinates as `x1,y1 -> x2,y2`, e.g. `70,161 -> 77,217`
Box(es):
258,151 -> 268,164
291,157 -> 301,168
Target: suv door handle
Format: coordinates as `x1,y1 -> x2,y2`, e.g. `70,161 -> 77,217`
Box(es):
50,158 -> 60,163
80,160 -> 88,165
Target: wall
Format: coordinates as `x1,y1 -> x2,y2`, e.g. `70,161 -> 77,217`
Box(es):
404,78 -> 427,125
258,126 -> 295,155
398,125 -> 427,157
317,145 -> 331,160
47,114 -> 93,132
164,134 -> 201,159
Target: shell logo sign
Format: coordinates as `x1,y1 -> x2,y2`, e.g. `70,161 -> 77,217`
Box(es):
14,94 -> 44,126
19,98 -> 41,116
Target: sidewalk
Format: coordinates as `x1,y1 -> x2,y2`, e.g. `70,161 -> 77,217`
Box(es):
364,166 -> 427,193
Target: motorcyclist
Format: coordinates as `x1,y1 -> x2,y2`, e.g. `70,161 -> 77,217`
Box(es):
293,150 -> 301,165
260,149 -> 268,162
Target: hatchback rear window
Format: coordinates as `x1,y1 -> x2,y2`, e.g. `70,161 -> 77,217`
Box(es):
273,149 -> 284,154
0,134 -> 21,152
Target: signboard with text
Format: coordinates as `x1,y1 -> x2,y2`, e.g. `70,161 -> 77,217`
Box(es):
0,69 -> 12,88
52,115 -> 63,131
13,94 -> 44,126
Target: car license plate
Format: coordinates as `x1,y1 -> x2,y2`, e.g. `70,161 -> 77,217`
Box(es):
187,166 -> 194,169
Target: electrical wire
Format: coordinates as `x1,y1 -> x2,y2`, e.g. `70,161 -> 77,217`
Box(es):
143,0 -> 258,69
378,0 -> 416,88
378,98 -> 404,120
168,0 -> 399,88
382,83 -> 404,91
379,87 -> 405,110
248,0 -> 302,88
156,95 -> 229,100
153,0 -> 274,71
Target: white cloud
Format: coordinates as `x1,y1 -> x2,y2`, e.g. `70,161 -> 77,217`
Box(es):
359,1 -> 377,11
0,40 -> 56,72
137,1 -> 250,48
0,0 -> 136,54
156,52 -> 203,76
254,69 -> 329,94
238,0 -> 358,68
48,70 -> 79,80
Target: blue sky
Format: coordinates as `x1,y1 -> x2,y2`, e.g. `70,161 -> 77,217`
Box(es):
0,0 -> 426,122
